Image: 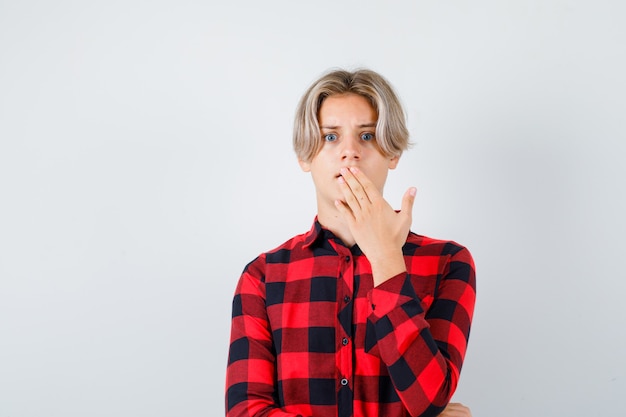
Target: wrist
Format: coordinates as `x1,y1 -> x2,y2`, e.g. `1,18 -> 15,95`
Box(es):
369,252 -> 406,287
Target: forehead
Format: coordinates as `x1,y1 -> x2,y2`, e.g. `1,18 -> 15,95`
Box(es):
318,93 -> 377,124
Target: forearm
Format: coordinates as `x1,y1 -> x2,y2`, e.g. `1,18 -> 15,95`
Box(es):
368,248 -> 476,416
368,275 -> 454,415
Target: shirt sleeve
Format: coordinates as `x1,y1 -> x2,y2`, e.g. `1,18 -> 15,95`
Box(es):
366,244 -> 476,417
225,256 -> 310,417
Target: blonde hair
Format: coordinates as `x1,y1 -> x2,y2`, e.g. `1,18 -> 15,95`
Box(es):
293,68 -> 410,162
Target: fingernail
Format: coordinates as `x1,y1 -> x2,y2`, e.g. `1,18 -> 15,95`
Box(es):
340,167 -> 347,175
337,176 -> 345,184
350,167 -> 358,173
409,187 -> 417,196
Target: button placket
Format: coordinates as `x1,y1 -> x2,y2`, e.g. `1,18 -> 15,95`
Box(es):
336,249 -> 354,398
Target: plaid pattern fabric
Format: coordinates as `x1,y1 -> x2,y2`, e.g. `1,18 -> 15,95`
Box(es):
226,220 -> 476,417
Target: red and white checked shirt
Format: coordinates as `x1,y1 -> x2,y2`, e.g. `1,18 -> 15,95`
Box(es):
226,219 -> 476,417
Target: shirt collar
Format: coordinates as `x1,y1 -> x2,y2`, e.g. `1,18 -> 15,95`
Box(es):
302,217 -> 361,255
302,217 -> 325,249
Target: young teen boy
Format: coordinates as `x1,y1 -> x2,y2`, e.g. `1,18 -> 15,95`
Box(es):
225,69 -> 476,417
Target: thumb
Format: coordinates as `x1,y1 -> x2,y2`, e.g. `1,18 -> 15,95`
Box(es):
401,187 -> 417,219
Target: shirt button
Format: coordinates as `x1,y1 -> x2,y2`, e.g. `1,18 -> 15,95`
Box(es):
345,256 -> 350,263
343,295 -> 350,303
340,378 -> 348,386
342,338 -> 349,346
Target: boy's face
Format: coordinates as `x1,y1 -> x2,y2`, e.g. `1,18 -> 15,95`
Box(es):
299,93 -> 399,209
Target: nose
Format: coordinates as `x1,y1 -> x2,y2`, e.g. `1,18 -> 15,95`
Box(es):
340,136 -> 361,161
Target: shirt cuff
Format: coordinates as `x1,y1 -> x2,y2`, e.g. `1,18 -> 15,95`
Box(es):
367,272 -> 421,320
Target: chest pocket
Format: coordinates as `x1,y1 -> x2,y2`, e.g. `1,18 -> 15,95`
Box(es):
411,274 -> 438,312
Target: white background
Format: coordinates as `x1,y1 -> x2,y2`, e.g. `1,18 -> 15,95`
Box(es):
1,1 -> 625,416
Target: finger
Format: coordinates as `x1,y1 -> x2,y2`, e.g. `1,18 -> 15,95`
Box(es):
334,198 -> 355,222
341,167 -> 376,204
401,187 -> 417,218
439,403 -> 472,417
337,175 -> 363,212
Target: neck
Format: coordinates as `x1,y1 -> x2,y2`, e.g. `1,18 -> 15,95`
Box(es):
316,203 -> 356,247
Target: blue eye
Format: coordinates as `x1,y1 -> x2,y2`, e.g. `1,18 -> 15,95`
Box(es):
361,133 -> 374,141
324,133 -> 338,142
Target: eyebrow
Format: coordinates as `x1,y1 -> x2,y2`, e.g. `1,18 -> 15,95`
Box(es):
320,122 -> 377,129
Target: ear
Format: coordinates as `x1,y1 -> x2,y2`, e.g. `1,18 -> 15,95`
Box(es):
298,158 -> 311,172
388,154 -> 400,170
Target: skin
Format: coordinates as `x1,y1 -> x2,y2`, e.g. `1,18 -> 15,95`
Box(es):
299,93 -> 473,417
438,402 -> 473,417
